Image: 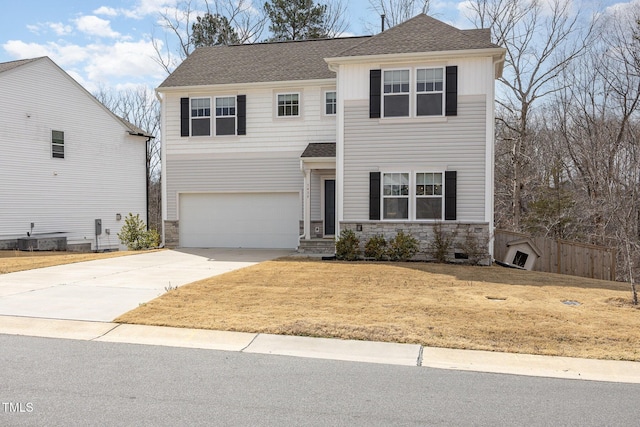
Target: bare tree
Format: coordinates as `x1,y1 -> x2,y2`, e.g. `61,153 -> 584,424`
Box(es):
466,0 -> 596,230
94,86 -> 162,232
153,0 -> 267,74
366,0 -> 430,32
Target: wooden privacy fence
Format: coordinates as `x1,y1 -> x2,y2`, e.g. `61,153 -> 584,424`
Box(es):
494,229 -> 616,281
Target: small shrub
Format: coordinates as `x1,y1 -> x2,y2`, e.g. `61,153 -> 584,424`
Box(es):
429,222 -> 456,263
117,213 -> 160,250
335,229 -> 361,261
387,230 -> 419,261
457,228 -> 489,266
364,235 -> 387,260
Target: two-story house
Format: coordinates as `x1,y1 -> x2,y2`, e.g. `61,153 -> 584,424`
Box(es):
0,57 -> 150,252
157,14 -> 505,260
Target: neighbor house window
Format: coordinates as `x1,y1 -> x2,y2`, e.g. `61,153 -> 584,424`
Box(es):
277,93 -> 299,117
215,96 -> 236,136
383,70 -> 410,117
325,91 -> 336,115
415,172 -> 443,219
191,97 -> 211,136
52,130 -> 64,159
382,173 -> 409,219
416,68 -> 444,116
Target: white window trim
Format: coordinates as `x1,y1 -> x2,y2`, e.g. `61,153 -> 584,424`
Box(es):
380,66 -> 447,119
380,170 -> 446,221
52,130 -> 64,159
414,171 -> 445,220
190,96 -> 212,137
381,171 -> 410,220
382,68 -> 411,119
415,67 -> 445,118
324,90 -> 337,116
276,92 -> 301,118
214,95 -> 237,136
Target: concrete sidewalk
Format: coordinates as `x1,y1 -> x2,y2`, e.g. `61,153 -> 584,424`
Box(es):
1,315 -> 639,384
0,248 -> 291,321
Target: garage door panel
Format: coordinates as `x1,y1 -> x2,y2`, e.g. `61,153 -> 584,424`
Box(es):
179,193 -> 299,248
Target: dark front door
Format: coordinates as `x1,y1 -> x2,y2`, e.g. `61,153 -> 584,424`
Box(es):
324,179 -> 336,236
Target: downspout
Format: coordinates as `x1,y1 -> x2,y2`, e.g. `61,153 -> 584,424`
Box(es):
146,136 -> 151,230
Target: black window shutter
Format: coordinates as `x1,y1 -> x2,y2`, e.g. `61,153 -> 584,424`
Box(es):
369,172 -> 381,220
237,95 -> 246,135
445,66 -> 458,116
180,97 -> 189,137
369,69 -> 381,119
445,171 -> 457,220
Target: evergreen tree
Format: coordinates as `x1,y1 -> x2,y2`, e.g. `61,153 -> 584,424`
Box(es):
191,13 -> 240,47
264,0 -> 329,41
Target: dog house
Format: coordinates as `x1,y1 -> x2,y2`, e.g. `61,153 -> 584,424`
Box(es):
503,238 -> 542,270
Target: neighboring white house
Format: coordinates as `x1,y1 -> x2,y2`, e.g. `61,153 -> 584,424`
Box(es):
157,14 -> 505,260
0,57 -> 151,251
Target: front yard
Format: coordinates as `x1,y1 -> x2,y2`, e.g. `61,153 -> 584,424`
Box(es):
0,250 -> 139,274
115,258 -> 640,361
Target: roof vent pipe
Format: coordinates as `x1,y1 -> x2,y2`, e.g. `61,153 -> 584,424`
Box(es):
381,14 -> 385,32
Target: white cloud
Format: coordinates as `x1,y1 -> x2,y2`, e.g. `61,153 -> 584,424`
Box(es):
74,15 -> 120,38
3,40 -> 51,59
94,6 -> 119,17
50,22 -> 74,36
83,40 -> 164,82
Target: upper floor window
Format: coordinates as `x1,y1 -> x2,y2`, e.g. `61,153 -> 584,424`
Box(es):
277,93 -> 299,117
383,70 -> 410,117
325,91 -> 336,115
215,96 -> 236,136
52,130 -> 64,159
416,68 -> 444,116
191,97 -> 211,136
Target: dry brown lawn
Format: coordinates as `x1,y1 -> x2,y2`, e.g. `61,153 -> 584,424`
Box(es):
0,250 -> 145,274
115,258 -> 640,361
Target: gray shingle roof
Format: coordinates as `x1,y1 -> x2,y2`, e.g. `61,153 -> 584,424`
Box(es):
159,37 -> 368,88
335,14 -> 499,57
301,142 -> 336,158
0,57 -> 42,74
159,14 -> 500,88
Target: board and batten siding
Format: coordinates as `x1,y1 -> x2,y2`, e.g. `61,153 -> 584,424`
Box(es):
165,153 -> 303,220
338,57 -> 494,102
342,96 -> 487,222
0,58 -> 146,250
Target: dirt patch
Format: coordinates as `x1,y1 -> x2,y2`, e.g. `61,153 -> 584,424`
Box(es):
116,258 -> 640,361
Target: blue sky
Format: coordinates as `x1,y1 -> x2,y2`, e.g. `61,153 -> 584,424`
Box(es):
0,0 -> 633,93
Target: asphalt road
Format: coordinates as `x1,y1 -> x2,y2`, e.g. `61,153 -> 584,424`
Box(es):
1,334 -> 638,426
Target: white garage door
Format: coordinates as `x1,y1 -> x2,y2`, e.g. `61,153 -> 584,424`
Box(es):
179,192 -> 300,249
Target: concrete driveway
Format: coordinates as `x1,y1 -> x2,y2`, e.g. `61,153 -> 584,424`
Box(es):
0,248 -> 291,322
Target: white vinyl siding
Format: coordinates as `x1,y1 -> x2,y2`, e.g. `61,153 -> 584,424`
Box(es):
0,58 -> 146,250
162,86 -> 334,156
342,95 -> 487,222
165,153 -> 302,220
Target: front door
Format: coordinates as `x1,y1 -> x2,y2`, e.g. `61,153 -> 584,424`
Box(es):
324,179 -> 336,236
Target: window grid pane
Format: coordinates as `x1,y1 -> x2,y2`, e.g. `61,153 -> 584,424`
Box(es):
416,68 -> 443,93
325,91 -> 336,115
278,93 -> 299,116
383,70 -> 409,94
215,97 -> 236,117
191,98 -> 210,117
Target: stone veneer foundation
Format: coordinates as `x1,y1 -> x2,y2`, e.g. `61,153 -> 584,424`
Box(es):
340,221 -> 492,265
164,220 -> 179,248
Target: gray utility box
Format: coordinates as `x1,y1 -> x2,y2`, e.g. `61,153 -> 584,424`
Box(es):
17,236 -> 67,251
